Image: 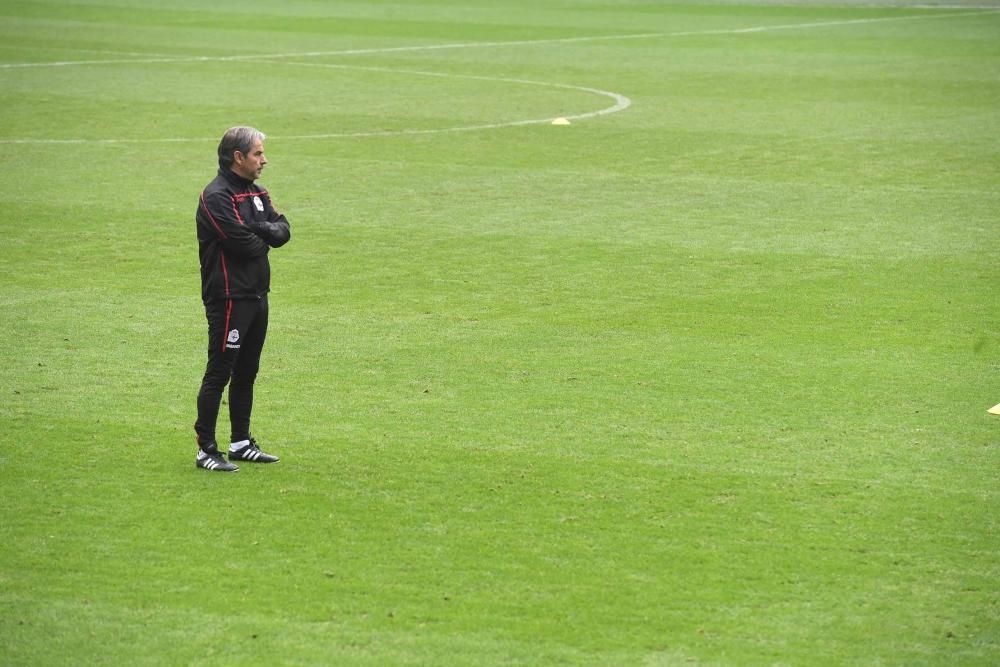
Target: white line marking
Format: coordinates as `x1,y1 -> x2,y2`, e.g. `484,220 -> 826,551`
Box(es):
265,61 -> 631,139
0,44 -> 176,58
1,8 -> 995,70
0,60 -> 631,144
1,8 -> 994,144
0,55 -> 217,69
662,8 -> 999,36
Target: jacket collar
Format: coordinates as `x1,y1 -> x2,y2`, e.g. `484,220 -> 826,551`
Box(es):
219,167 -> 255,188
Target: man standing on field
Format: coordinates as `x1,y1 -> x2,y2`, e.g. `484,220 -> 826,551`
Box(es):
193,126 -> 291,472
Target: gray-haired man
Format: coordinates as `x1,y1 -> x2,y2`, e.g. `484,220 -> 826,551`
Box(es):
193,126 -> 291,472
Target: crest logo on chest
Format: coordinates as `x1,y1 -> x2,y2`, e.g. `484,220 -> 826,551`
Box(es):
253,195 -> 264,212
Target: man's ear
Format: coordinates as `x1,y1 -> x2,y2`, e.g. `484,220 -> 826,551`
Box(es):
233,150 -> 245,165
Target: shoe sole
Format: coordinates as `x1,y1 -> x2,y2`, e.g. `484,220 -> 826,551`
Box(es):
196,462 -> 239,472
228,454 -> 279,463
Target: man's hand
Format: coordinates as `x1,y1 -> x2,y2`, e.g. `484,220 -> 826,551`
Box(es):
247,220 -> 271,239
247,219 -> 290,247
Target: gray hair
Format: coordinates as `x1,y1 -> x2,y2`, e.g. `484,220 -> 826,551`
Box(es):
218,126 -> 266,169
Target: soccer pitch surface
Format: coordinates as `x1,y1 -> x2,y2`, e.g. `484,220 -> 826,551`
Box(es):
1,0 -> 998,664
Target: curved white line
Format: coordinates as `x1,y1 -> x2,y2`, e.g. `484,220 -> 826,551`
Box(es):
268,62 -> 630,139
1,62 -> 630,145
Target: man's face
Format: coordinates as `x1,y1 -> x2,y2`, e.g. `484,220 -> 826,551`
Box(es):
232,138 -> 267,181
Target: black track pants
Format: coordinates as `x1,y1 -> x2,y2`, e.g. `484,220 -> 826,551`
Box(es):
195,296 -> 268,448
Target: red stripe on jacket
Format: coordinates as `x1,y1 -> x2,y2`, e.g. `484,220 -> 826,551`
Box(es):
200,191 -> 228,239
230,197 -> 246,225
219,253 -> 230,298
232,190 -> 268,201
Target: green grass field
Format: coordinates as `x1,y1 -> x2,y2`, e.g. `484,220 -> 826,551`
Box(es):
1,0 -> 998,664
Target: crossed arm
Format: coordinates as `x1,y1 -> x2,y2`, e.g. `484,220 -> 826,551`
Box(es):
200,190 -> 291,256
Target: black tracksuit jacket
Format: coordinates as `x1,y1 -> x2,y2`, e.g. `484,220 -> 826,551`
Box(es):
196,168 -> 291,304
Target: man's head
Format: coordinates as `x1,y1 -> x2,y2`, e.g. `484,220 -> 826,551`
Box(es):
218,126 -> 267,181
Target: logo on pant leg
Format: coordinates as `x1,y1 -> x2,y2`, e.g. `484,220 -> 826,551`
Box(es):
226,328 -> 241,349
